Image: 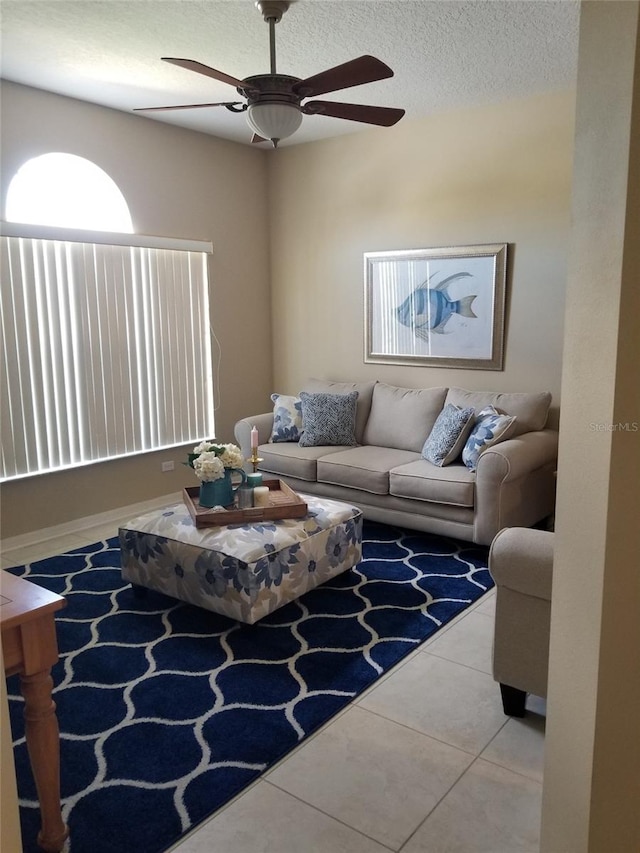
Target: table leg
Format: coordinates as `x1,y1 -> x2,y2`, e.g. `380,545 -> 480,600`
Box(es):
20,670 -> 69,853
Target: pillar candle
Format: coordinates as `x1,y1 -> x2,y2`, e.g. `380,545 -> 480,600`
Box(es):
251,425 -> 259,449
253,486 -> 270,507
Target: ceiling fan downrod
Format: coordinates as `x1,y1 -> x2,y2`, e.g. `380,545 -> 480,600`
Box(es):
255,0 -> 290,74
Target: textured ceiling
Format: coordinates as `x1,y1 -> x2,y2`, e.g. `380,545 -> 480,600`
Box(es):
1,0 -> 580,147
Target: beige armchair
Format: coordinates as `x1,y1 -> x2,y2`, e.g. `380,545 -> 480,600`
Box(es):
488,526 -> 554,716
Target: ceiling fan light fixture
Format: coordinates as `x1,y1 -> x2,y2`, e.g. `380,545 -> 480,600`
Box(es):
246,102 -> 302,147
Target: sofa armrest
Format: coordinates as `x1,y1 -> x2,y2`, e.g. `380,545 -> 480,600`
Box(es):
476,429 -> 559,482
489,526 -> 553,701
489,527 -> 554,600
234,413 -> 275,462
473,429 -> 558,545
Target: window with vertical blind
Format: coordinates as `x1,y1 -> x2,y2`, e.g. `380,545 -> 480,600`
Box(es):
0,223 -> 215,481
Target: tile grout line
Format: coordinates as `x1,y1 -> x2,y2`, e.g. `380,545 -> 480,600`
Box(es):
395,757 -> 480,853
262,778 -> 398,852
351,702 -> 485,761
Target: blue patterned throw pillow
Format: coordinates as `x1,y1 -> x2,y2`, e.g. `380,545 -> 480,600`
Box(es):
298,391 -> 359,447
422,404 -> 475,466
462,406 -> 517,471
270,393 -> 304,443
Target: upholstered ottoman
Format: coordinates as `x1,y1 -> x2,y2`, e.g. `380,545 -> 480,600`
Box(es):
119,495 -> 362,624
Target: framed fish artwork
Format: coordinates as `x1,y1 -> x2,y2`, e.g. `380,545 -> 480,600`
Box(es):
364,243 -> 507,370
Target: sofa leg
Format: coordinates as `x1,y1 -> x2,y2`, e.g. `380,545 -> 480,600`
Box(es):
500,683 -> 527,717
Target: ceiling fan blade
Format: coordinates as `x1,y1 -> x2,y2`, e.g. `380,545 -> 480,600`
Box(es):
135,101 -> 243,113
162,57 -> 251,91
302,100 -> 405,127
292,55 -> 393,98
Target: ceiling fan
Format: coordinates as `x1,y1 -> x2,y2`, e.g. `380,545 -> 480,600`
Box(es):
135,0 -> 405,147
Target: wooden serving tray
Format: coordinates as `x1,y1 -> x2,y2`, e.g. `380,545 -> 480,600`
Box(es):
183,479 -> 308,528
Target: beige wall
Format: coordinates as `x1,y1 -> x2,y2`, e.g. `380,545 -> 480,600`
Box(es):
266,90 -> 574,419
542,3 -> 640,850
0,81 -> 272,538
0,83 -> 575,539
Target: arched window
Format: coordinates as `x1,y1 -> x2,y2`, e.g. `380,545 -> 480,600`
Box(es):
1,155 -> 215,481
5,152 -> 133,232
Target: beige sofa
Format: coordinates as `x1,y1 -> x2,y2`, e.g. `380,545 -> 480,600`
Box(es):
234,379 -> 558,546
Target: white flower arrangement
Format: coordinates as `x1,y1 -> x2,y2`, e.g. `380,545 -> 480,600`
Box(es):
193,451 -> 225,482
218,443 -> 244,470
188,440 -> 244,482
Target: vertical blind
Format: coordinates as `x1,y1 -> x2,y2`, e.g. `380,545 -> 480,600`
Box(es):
1,230 -> 215,481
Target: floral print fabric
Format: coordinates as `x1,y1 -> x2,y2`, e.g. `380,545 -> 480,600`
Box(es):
269,393 -> 304,442
120,496 -> 363,624
461,405 -> 517,471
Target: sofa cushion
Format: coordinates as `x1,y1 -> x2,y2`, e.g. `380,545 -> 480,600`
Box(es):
363,383 -> 448,452
303,379 -> 376,444
298,391 -> 358,447
462,406 -> 517,471
445,388 -> 551,437
317,446 -> 420,494
259,442 -> 349,481
389,460 -> 476,508
422,404 -> 475,466
269,393 -> 304,443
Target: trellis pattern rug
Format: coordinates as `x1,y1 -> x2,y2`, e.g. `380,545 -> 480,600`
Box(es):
7,521 -> 492,853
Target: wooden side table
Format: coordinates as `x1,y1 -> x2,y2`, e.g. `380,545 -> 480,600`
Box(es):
1,572 -> 69,852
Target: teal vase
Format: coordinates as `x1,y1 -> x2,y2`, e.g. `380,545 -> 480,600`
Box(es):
199,468 -> 247,508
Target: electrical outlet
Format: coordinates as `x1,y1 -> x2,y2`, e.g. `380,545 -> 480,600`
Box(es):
161,461 -> 174,472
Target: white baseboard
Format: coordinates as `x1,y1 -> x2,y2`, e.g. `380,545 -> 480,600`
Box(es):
0,492 -> 183,552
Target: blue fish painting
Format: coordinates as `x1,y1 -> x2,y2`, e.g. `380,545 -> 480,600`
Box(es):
395,272 -> 477,340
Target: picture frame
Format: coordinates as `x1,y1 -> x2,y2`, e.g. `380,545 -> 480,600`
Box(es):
364,243 -> 507,370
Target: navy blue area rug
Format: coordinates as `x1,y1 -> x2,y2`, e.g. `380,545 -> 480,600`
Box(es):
7,521 -> 492,853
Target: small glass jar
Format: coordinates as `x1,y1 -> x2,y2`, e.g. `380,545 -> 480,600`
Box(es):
236,484 -> 254,509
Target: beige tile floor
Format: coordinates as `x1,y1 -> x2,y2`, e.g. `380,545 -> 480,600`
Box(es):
1,495 -> 546,853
